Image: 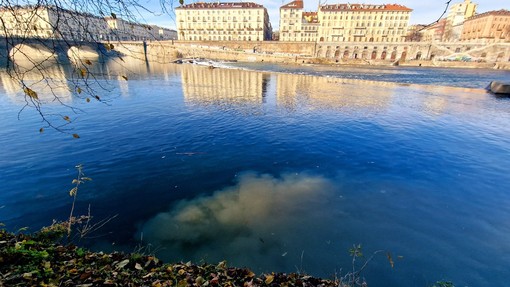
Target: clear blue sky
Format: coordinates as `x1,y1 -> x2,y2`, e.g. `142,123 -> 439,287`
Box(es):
139,0 -> 507,29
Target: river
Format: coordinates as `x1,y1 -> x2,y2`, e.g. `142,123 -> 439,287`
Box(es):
1,58 -> 510,286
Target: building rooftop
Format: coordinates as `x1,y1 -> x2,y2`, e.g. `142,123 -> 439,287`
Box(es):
176,2 -> 264,10
302,12 -> 318,23
281,0 -> 304,9
466,9 -> 510,21
320,3 -> 412,12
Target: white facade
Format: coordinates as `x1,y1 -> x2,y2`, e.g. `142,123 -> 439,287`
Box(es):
279,1 -> 319,42
175,2 -> 272,41
279,1 -> 412,43
0,6 -> 108,41
0,6 -> 175,42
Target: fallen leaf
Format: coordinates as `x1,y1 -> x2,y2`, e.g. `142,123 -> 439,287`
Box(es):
116,259 -> 130,269
265,274 -> 274,284
84,59 -> 92,65
135,263 -> 143,270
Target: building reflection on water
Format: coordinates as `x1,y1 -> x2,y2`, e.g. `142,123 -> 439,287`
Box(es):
276,73 -> 394,112
0,59 -> 486,116
181,65 -> 269,108
0,61 -> 73,103
0,57 -> 181,103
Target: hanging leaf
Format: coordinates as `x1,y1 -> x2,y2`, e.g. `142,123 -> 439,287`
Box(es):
69,187 -> 78,196
63,116 -> 71,122
111,12 -> 117,19
39,128 -> 44,133
94,95 -> 101,101
81,177 -> 92,181
76,87 -> 82,94
79,68 -> 87,78
84,59 -> 92,65
121,75 -> 128,81
86,98 -> 90,103
109,43 -> 115,50
72,179 -> 80,184
72,134 -> 80,139
23,87 -> 38,99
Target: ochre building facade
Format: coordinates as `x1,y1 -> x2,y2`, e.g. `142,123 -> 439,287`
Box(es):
461,10 -> 510,43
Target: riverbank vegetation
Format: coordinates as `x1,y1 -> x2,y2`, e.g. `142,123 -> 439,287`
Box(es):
0,225 -> 341,287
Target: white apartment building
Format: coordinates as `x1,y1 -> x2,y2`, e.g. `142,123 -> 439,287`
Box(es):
0,5 -> 108,41
279,1 -> 412,43
175,2 -> 272,41
279,0 -> 319,42
0,5 -> 176,42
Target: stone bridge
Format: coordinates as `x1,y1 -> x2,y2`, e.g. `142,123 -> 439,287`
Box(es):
0,37 -> 115,65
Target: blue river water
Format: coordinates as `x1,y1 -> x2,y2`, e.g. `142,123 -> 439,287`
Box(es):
1,59 -> 510,286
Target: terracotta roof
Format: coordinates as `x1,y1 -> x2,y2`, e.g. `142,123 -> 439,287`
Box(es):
320,3 -> 412,12
466,9 -> 510,21
302,12 -> 318,23
176,2 -> 264,10
281,0 -> 304,9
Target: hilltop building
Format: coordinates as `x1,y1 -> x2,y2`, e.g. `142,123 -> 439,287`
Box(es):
443,0 -> 477,41
461,10 -> 510,43
175,2 -> 272,41
279,1 -> 412,43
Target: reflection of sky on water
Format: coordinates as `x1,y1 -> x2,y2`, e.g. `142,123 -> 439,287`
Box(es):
1,60 -> 510,286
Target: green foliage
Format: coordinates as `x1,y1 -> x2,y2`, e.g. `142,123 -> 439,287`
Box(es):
35,221 -> 68,243
67,164 -> 91,240
349,244 -> 363,258
338,244 -> 399,287
75,247 -> 86,257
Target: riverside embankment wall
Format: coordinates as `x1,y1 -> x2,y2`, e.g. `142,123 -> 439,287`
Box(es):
114,40 -> 509,70
7,39 -> 504,69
